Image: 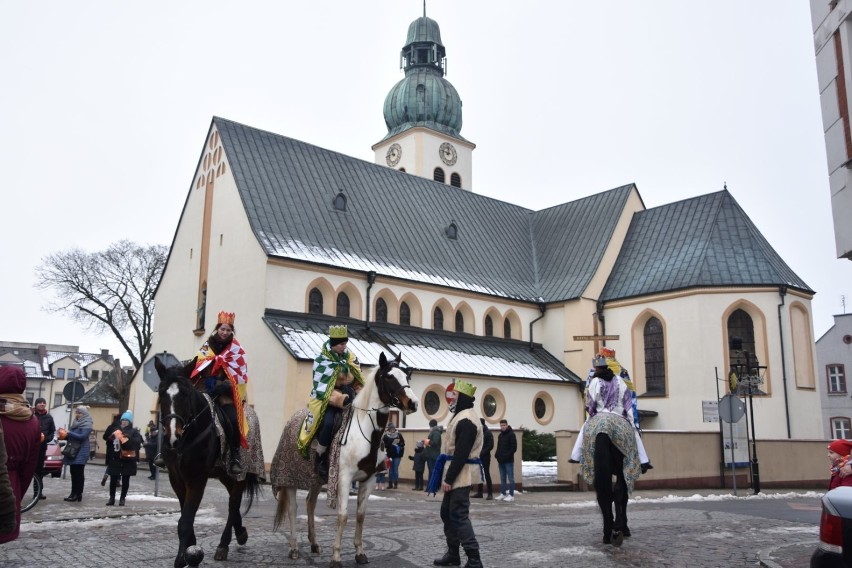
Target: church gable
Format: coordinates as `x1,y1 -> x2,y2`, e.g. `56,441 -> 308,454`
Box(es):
601,190 -> 812,301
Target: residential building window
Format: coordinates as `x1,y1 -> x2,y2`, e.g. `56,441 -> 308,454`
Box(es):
434,307 -> 444,330
53,394 -> 62,407
90,370 -> 99,380
400,302 -> 411,326
309,288 -> 323,314
644,317 -> 665,396
376,298 -> 388,323
336,292 -> 350,318
503,319 -> 512,339
485,315 -> 493,337
455,311 -> 464,333
833,417 -> 852,439
828,364 -> 847,393
68,369 -> 76,379
56,368 -> 65,379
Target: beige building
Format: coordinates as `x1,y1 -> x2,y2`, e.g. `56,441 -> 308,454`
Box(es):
129,14 -> 822,469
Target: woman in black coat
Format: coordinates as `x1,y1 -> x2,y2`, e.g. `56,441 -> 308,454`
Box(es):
104,411 -> 143,506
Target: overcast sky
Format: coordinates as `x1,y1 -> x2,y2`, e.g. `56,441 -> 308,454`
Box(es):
2,2 -> 849,366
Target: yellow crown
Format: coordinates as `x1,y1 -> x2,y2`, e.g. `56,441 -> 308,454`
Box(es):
217,311 -> 235,326
329,324 -> 348,339
454,379 -> 476,397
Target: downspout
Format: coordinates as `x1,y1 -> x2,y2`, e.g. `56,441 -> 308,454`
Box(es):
777,285 -> 791,438
528,303 -> 547,350
365,271 -> 377,331
596,299 -> 606,337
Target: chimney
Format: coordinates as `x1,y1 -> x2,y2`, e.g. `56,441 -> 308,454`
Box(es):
101,349 -> 110,357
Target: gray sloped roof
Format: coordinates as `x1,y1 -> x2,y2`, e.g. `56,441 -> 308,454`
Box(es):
214,117 -> 630,303
263,310 -> 582,384
600,190 -> 812,301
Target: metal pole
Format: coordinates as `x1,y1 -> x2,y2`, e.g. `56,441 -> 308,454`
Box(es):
728,397 -> 737,496
745,352 -> 761,494
715,367 -> 725,489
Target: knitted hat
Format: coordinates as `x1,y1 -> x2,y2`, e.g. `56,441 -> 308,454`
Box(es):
35,397 -> 46,405
416,440 -> 425,449
387,422 -> 396,430
429,419 -> 438,427
120,410 -> 133,423
829,439 -> 852,456
329,324 -> 348,346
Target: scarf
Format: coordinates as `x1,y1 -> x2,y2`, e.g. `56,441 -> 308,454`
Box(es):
0,393 -> 33,421
297,341 -> 366,457
71,408 -> 93,431
191,337 -> 250,448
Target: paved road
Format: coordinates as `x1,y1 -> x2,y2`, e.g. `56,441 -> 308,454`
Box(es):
0,465 -> 822,567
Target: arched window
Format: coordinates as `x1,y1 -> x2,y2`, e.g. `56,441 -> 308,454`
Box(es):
308,288 -> 323,314
455,311 -> 464,333
484,315 -> 493,337
727,309 -> 755,369
336,292 -> 350,318
376,298 -> 388,323
433,167 -> 445,183
450,173 -> 461,187
400,301 -> 411,326
434,307 -> 444,330
503,318 -> 512,339
643,317 -> 665,395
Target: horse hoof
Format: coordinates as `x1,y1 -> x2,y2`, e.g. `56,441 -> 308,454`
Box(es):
622,526 -> 631,537
311,543 -> 322,554
236,527 -> 248,545
214,546 -> 229,561
612,531 -> 624,547
355,553 -> 370,564
602,534 -> 611,545
289,549 -> 300,560
330,561 -> 343,568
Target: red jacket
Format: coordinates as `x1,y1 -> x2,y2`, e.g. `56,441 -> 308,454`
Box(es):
829,473 -> 852,490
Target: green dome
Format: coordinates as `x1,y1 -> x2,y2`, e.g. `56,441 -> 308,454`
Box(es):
381,16 -> 464,141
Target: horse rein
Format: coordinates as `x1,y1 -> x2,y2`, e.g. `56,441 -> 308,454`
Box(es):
344,362 -> 412,446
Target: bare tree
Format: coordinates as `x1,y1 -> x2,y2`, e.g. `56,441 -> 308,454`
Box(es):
36,240 -> 168,369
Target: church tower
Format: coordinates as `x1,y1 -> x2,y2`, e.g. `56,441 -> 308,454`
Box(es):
373,13 -> 475,190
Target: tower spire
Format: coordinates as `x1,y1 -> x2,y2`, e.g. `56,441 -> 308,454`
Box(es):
423,0 -> 426,17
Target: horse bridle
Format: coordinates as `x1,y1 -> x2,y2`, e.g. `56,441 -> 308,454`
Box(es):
345,361 -> 412,445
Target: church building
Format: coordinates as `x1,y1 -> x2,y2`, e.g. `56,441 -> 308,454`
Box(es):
129,13 -> 821,466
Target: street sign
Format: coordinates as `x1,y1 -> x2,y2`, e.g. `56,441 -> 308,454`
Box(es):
573,335 -> 620,341
702,400 -> 719,423
62,380 -> 85,402
718,394 -> 746,423
142,352 -> 182,392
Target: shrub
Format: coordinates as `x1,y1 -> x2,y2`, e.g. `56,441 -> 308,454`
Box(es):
522,429 -> 555,461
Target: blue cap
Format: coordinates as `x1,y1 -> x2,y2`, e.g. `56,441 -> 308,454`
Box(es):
120,411 -> 133,423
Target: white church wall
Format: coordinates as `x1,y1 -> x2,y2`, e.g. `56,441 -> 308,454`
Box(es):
602,289 -> 822,439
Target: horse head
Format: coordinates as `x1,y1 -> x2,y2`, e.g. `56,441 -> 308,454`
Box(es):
374,352 -> 419,414
154,356 -> 198,445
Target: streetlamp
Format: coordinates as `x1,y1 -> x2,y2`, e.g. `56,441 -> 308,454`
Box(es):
729,337 -> 767,495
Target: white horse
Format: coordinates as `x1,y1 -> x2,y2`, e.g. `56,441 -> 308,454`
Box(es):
271,352 -> 419,568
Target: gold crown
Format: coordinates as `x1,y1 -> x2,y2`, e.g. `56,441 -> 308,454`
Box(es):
454,379 -> 476,397
329,324 -> 348,339
217,311 -> 235,326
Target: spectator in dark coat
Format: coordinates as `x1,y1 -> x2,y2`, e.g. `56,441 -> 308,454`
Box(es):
424,418 -> 442,486
494,419 -> 517,501
59,405 -> 92,502
408,440 -> 427,490
144,422 -> 159,480
0,366 -> 41,542
382,422 -> 405,489
104,411 -> 143,506
101,416 -> 121,487
472,418 -> 494,499
33,397 -> 55,499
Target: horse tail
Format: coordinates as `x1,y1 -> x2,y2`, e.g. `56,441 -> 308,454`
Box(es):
241,473 -> 262,514
593,432 -> 613,502
273,486 -> 289,531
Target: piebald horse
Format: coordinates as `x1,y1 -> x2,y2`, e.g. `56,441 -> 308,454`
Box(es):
155,357 -> 261,568
271,352 -> 419,568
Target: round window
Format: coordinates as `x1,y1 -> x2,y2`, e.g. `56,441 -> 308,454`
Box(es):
534,397 -> 546,419
844,335 -> 852,345
424,391 -> 441,415
483,394 -> 497,418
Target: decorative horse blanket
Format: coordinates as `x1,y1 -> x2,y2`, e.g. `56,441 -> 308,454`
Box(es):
204,394 -> 265,481
580,412 -> 641,493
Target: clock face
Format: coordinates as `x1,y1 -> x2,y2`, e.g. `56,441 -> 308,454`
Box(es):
386,143 -> 402,167
439,142 -> 457,166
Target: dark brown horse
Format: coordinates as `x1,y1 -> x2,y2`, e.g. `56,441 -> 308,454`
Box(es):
155,357 -> 261,568
593,431 -> 629,546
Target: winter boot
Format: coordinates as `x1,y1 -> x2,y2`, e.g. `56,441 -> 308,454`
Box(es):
434,549 -> 462,566
463,549 -> 483,568
229,447 -> 243,475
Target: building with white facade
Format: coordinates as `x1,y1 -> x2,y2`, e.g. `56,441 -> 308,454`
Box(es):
816,313 -> 852,438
